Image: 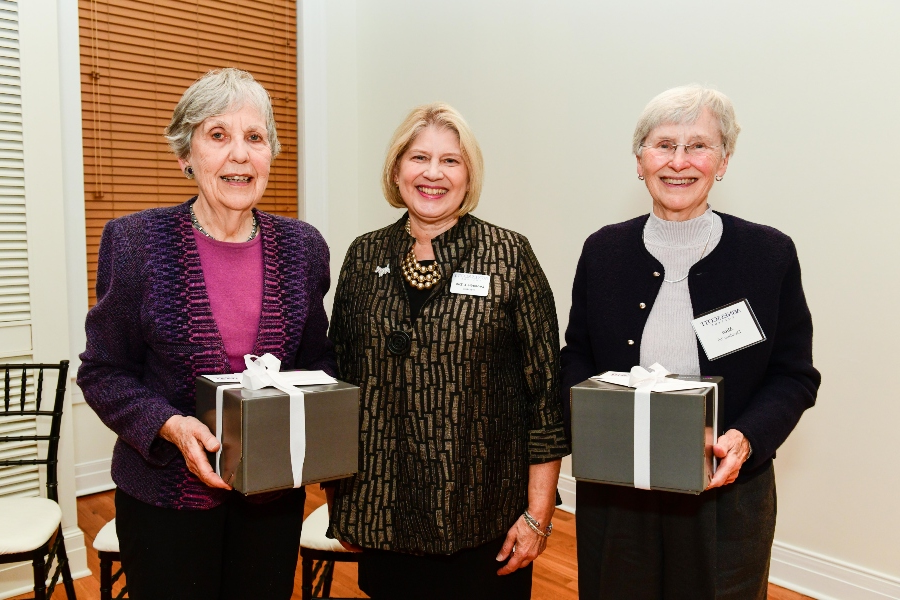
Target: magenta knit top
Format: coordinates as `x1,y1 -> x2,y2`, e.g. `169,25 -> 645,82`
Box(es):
193,230 -> 263,373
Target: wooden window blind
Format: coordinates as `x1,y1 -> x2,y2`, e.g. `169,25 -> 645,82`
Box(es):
0,0 -> 40,500
80,0 -> 298,305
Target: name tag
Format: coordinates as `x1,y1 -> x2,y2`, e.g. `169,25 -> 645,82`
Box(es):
203,374 -> 242,382
691,299 -> 766,360
450,272 -> 490,297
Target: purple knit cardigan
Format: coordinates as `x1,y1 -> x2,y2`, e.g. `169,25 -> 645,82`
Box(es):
77,199 -> 336,510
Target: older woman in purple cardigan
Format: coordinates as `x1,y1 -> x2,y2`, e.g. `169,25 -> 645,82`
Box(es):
77,68 -> 335,600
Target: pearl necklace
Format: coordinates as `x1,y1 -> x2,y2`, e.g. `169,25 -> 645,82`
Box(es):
402,219 -> 442,290
190,202 -> 258,242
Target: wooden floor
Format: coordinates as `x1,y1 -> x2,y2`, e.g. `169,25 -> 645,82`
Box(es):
13,489 -> 814,599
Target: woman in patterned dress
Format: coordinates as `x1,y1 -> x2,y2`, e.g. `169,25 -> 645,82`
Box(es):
327,103 -> 570,599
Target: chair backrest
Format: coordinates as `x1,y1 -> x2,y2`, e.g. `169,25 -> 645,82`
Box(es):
0,361 -> 69,502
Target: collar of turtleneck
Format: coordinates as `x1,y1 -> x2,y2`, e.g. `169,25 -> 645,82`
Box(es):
643,205 -> 720,248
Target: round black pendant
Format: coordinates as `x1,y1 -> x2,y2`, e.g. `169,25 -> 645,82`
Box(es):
387,330 -> 412,355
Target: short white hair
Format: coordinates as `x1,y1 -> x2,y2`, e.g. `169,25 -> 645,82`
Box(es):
633,84 -> 740,157
165,68 -> 280,160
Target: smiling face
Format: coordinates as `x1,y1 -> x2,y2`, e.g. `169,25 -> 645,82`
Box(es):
179,103 -> 272,213
394,125 -> 469,227
637,108 -> 729,221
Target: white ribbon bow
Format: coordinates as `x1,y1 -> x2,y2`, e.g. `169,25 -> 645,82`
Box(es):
214,354 -> 307,489
628,363 -> 671,389
242,353 -> 286,390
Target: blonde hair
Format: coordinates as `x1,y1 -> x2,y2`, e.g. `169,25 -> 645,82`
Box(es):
633,84 -> 740,157
165,68 -> 280,160
381,102 -> 484,216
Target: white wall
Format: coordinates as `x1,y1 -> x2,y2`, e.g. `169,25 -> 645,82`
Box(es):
300,0 -> 360,295
55,0 -> 120,497
311,0 -> 900,596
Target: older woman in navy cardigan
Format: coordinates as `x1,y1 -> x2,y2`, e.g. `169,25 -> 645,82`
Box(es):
77,69 -> 335,600
561,85 -> 820,599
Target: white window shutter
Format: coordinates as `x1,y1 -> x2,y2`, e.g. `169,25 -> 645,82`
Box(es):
0,0 -> 28,325
0,0 -> 39,500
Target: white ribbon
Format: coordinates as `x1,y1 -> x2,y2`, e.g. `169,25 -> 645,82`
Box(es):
594,363 -> 718,491
210,354 -> 307,487
628,363 -> 672,389
214,383 -> 244,478
629,364 -> 672,490
240,353 -> 307,488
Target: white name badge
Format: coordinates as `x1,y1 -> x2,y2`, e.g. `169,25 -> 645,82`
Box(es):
203,374 -> 242,383
691,299 -> 766,360
449,272 -> 490,297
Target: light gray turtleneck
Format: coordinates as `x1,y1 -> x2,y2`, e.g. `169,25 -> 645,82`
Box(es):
639,206 -> 723,376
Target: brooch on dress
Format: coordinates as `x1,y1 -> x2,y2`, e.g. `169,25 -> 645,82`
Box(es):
375,265 -> 391,277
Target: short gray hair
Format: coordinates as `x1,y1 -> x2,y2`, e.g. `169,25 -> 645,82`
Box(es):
165,68 -> 280,160
632,84 -> 740,157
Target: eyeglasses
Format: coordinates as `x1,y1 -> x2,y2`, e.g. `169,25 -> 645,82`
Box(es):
640,140 -> 722,158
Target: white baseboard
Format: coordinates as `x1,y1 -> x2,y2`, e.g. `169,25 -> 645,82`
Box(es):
0,526 -> 91,599
75,457 -> 115,496
557,473 -> 576,514
770,541 -> 900,600
69,378 -> 85,405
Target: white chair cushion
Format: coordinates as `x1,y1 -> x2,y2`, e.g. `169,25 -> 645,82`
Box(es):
0,497 -> 62,554
93,518 -> 119,553
300,504 -> 349,552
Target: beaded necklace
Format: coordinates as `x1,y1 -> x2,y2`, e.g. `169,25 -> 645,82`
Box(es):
401,219 -> 442,290
190,202 -> 258,242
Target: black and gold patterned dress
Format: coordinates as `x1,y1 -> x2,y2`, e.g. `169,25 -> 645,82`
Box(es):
328,213 -> 570,556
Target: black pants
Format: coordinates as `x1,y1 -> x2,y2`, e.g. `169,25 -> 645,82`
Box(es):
576,463 -> 776,600
115,488 -> 305,600
358,535 -> 533,600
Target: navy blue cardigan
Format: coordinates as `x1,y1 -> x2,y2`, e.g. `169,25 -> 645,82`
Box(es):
560,212 -> 820,477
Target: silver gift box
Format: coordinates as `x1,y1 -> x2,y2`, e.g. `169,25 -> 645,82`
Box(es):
195,377 -> 359,495
570,375 -> 723,494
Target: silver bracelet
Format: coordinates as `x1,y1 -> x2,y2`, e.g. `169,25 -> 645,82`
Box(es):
523,509 -> 552,538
